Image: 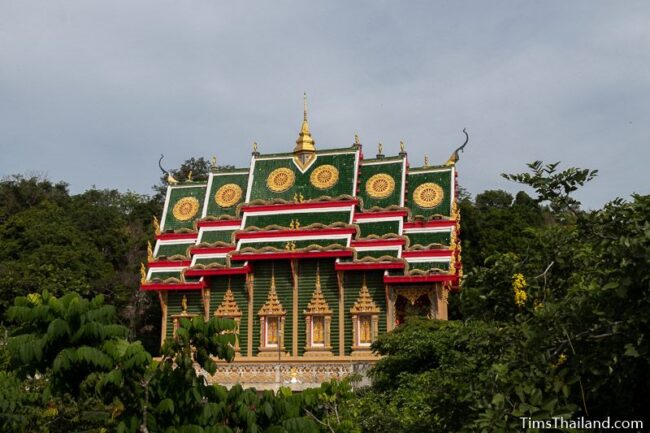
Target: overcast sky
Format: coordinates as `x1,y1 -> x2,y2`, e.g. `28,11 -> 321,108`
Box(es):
1,1 -> 648,209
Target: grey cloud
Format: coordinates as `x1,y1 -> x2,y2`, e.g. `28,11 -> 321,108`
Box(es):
1,0 -> 648,208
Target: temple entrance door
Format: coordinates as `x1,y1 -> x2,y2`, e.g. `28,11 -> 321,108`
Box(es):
395,291 -> 432,326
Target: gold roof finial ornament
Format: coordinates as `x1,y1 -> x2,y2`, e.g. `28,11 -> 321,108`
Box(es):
445,128 -> 469,166
147,241 -> 154,263
181,295 -> 188,313
424,155 -> 429,167
399,140 -> 407,157
294,93 -> 316,153
252,141 -> 259,155
315,261 -> 321,290
210,156 -> 218,172
167,173 -> 179,185
354,134 -> 360,145
140,262 -> 147,284
159,154 -> 179,185
187,170 -> 193,182
152,216 -> 161,236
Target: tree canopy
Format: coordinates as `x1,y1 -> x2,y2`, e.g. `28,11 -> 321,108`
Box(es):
1,160 -> 648,432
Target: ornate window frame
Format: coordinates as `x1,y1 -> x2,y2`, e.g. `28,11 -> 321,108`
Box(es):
304,262 -> 333,356
257,267 -> 287,356
350,275 -> 380,355
214,280 -> 243,353
170,295 -> 198,337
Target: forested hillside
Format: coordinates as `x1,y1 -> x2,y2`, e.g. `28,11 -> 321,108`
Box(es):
0,160 -> 648,432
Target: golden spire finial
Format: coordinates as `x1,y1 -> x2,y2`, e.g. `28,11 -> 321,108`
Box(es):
362,272 -> 367,289
303,92 -> 308,121
315,261 -> 321,290
294,93 -> 316,153
253,142 -> 258,153
354,134 -> 360,145
400,141 -> 405,153
424,155 -> 429,167
378,142 -> 383,154
271,263 -> 276,290
181,295 -> 188,313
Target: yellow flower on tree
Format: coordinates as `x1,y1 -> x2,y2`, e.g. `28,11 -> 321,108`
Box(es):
512,273 -> 528,307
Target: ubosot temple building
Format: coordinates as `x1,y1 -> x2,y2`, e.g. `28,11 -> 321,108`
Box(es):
141,98 -> 465,389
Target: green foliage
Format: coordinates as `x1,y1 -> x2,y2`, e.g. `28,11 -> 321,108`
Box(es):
3,291 -> 341,433
501,160 -> 597,214
0,175 -> 162,352
458,190 -> 543,271
359,319 -> 576,432
1,161 -> 647,433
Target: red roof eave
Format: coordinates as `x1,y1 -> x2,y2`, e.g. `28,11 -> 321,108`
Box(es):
241,199 -> 357,213
189,246 -> 236,255
230,250 -> 353,261
383,274 -> 457,284
335,262 -> 405,271
353,210 -> 408,221
139,281 -> 206,291
148,260 -> 192,268
236,227 -> 356,240
402,249 -> 452,258
156,233 -> 198,241
184,265 -> 251,277
196,220 -> 242,228
403,220 -> 456,230
351,239 -> 405,248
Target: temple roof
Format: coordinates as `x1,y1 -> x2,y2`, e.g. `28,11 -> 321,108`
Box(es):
142,105 -> 465,290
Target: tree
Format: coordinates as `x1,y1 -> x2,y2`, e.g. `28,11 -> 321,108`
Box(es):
4,291 -> 331,433
0,175 -> 69,224
501,161 -> 597,215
